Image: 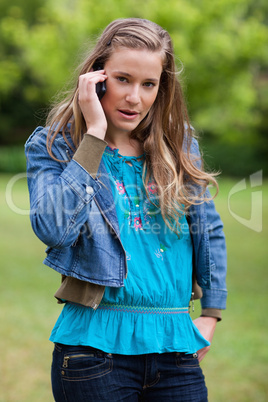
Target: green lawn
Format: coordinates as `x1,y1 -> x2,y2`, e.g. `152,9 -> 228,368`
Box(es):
1,173 -> 267,401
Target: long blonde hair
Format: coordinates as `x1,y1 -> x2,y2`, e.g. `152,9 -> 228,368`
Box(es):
46,18 -> 218,233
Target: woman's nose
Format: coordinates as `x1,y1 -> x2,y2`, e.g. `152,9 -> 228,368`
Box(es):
125,85 -> 140,105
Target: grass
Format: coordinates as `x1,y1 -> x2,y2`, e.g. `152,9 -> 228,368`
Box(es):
0,146 -> 27,173
0,173 -> 267,401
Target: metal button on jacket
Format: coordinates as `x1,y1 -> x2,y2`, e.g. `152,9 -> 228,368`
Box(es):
86,185 -> 94,195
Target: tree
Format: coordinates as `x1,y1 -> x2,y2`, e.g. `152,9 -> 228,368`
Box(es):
0,0 -> 267,175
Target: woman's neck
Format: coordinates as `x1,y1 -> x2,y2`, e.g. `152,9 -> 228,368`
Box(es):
105,136 -> 143,157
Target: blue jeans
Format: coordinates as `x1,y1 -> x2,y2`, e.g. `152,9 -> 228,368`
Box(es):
51,343 -> 208,401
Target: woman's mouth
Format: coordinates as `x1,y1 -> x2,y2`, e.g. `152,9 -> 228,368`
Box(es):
118,109 -> 139,119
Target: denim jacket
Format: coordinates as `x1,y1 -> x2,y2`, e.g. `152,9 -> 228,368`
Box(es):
25,126 -> 227,317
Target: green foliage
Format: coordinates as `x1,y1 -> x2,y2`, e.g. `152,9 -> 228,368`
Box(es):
0,0 -> 267,175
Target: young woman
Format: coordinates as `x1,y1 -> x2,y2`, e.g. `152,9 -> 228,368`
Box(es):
25,18 -> 227,401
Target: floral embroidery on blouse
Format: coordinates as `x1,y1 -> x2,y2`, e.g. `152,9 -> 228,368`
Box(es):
160,243 -> 167,253
124,210 -> 131,220
134,217 -> 142,231
147,180 -> 158,194
154,244 -> 167,260
107,156 -> 161,232
143,198 -> 159,224
126,251 -> 131,260
116,181 -> 126,195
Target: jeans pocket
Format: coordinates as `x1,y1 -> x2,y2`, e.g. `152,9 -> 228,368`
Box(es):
52,346 -> 114,402
61,348 -> 113,382
175,352 -> 199,368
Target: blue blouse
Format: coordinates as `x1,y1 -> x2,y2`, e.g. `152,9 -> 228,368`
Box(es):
50,146 -> 209,354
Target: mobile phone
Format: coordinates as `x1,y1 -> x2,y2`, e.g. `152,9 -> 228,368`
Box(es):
93,62 -> 106,100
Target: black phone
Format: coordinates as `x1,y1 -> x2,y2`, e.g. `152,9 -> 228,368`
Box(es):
93,62 -> 106,100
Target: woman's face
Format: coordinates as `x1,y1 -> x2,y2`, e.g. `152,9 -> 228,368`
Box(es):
101,47 -> 163,141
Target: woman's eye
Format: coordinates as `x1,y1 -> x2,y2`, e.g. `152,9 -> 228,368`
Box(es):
117,77 -> 127,83
143,82 -> 155,88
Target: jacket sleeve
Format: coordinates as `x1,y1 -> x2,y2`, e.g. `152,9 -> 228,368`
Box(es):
25,127 -> 107,248
189,138 -> 227,319
200,194 -> 228,320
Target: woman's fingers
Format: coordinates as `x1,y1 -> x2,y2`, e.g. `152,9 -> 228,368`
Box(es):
78,71 -> 108,138
78,71 -> 107,102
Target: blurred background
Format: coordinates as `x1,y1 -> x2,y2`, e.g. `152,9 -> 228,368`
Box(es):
0,0 -> 267,401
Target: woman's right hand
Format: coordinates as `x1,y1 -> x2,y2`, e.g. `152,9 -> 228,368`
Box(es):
78,70 -> 108,140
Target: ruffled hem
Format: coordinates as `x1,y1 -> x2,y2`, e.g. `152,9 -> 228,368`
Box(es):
50,303 -> 209,355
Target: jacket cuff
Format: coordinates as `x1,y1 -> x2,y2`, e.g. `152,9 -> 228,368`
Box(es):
54,276 -> 105,309
73,134 -> 107,178
201,308 -> 222,321
200,288 -> 227,310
